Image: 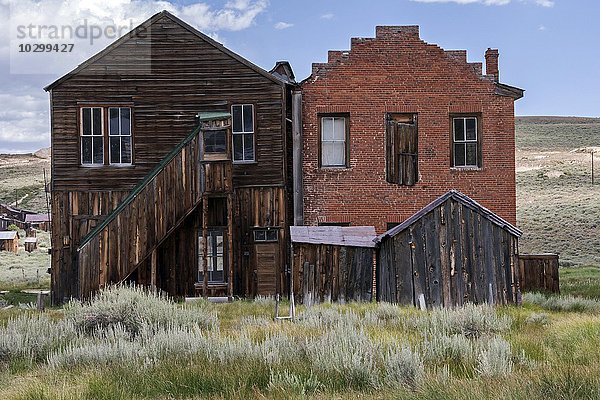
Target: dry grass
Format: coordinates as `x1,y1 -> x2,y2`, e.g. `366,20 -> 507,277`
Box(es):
0,154 -> 50,213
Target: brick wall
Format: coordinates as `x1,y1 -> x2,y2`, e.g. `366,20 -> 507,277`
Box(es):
301,26 -> 519,233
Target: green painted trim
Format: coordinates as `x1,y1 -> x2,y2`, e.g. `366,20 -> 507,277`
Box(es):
77,125 -> 202,251
197,112 -> 231,121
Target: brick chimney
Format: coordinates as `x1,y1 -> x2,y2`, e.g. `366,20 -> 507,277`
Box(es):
485,48 -> 499,82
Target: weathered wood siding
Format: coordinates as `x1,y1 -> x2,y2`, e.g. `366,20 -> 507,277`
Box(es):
377,198 -> 521,307
518,254 -> 560,294
49,13 -> 292,303
292,243 -> 373,305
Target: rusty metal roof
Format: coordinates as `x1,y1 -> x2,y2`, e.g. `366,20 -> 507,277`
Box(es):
24,213 -> 50,223
290,226 -> 377,248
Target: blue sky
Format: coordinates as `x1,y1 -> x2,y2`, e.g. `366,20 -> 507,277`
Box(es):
0,0 -> 598,153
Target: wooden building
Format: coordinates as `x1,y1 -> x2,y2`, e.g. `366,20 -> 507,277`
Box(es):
45,11 -> 297,304
290,226 -> 376,305
376,190 -> 522,307
24,237 -> 38,253
518,254 -> 560,294
24,214 -> 51,232
0,231 -> 19,254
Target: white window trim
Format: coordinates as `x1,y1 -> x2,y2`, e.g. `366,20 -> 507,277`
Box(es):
231,104 -> 255,163
452,117 -> 479,168
80,107 -> 104,166
108,107 -> 133,166
321,115 -> 347,167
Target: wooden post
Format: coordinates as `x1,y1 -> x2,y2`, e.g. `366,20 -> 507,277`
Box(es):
202,195 -> 208,299
227,193 -> 234,300
150,249 -> 157,288
592,150 -> 595,185
292,91 -> 303,226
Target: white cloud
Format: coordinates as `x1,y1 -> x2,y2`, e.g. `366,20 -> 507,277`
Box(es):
320,13 -> 334,20
0,0 -> 269,152
274,21 -> 293,30
538,25 -> 547,30
411,0 -> 554,5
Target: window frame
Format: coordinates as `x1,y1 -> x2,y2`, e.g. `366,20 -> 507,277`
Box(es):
318,113 -> 350,168
108,107 -> 133,166
231,104 -> 256,163
79,105 -> 134,167
80,107 -> 104,166
450,114 -> 482,169
253,228 -> 279,243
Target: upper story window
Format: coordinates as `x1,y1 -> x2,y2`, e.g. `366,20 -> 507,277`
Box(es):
204,129 -> 227,154
80,106 -> 133,166
452,116 -> 480,168
81,107 -> 104,165
385,113 -> 418,185
320,114 -> 349,167
231,104 -> 254,162
109,107 -> 132,164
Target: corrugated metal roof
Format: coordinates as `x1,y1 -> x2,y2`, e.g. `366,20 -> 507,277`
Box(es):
376,190 -> 522,243
0,231 -> 18,240
290,226 -> 377,248
24,213 -> 50,223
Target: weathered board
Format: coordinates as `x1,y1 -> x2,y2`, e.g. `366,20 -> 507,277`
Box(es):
292,243 -> 374,305
518,254 -> 560,294
377,191 -> 522,307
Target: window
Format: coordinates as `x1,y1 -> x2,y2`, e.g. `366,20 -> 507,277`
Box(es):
232,104 -> 254,162
320,115 -> 349,167
198,230 -> 226,283
81,107 -> 104,165
109,107 -> 132,164
204,129 -> 227,154
386,113 -> 418,185
386,222 -> 401,230
253,229 -> 278,242
452,116 -> 480,168
80,106 -> 133,166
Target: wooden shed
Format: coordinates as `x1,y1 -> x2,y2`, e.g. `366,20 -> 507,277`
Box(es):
0,231 -> 19,254
376,190 -> 522,307
518,254 -> 560,294
290,226 -> 377,305
24,237 -> 38,253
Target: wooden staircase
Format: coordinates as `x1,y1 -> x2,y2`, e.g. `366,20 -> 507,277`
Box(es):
76,113 -> 233,299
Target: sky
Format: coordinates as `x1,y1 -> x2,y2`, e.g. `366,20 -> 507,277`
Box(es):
0,0 -> 598,153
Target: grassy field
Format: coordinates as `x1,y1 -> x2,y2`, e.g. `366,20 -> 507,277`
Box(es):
1,286 -> 600,399
0,153 -> 50,213
515,117 -> 600,267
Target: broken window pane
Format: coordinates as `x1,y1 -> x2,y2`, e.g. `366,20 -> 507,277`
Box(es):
466,143 -> 478,166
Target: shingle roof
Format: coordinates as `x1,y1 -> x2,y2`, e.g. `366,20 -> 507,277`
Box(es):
290,226 -> 377,248
24,213 -> 50,223
375,190 -> 522,243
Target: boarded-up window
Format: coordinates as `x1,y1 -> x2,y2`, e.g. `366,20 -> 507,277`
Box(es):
386,113 -> 418,185
320,114 -> 349,167
452,116 -> 481,168
81,107 -> 104,165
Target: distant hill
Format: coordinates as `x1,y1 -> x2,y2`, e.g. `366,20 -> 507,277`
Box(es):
517,116 -> 600,125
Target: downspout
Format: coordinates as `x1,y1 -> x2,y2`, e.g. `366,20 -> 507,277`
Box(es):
292,90 -> 303,226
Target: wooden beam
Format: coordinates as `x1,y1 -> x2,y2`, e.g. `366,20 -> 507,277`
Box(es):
292,91 -> 303,226
202,195 -> 208,299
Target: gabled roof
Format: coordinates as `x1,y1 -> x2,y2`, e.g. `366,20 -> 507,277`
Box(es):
290,226 -> 377,248
24,213 -> 50,223
0,231 -> 18,240
376,190 -> 522,243
45,10 -> 286,92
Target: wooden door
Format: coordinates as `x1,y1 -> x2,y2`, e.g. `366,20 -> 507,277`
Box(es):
254,243 -> 279,296
386,114 -> 418,186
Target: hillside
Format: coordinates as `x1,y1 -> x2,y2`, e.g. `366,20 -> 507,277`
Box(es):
515,118 -> 600,266
0,152 -> 50,213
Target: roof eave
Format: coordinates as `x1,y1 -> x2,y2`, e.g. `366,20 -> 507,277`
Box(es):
495,82 -> 525,100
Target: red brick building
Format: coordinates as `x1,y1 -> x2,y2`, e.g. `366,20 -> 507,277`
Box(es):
300,26 -> 523,233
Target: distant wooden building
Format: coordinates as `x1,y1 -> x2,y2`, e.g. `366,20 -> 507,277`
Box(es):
290,226 -> 376,304
24,237 -> 38,253
518,254 -> 560,294
0,231 -> 19,254
24,214 -> 51,231
376,191 -> 522,307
